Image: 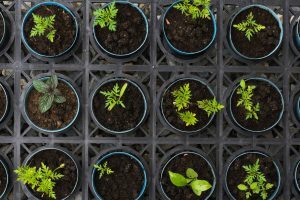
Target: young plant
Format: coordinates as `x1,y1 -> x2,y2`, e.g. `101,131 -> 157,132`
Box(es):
168,168 -> 212,197
237,159 -> 274,200
179,111 -> 198,126
236,79 -> 260,120
233,12 -> 266,41
30,13 -> 56,42
93,2 -> 118,31
94,161 -> 114,179
33,75 -> 66,114
197,98 -> 224,117
172,83 -> 192,111
100,82 -> 128,111
174,0 -> 211,19
15,162 -> 65,199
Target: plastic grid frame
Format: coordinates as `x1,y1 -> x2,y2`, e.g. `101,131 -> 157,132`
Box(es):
0,0 -> 298,199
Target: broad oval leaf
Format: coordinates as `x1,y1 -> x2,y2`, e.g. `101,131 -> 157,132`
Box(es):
54,95 -> 66,104
190,180 -> 212,196
39,94 -> 54,113
33,80 -> 49,93
46,75 -> 58,88
250,182 -> 258,190
237,184 -> 248,191
168,171 -> 187,187
186,168 -> 198,179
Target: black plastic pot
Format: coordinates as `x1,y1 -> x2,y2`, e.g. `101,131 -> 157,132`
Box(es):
20,73 -> 81,134
89,147 -> 149,200
0,154 -> 12,199
290,86 -> 300,127
20,146 -> 81,200
224,148 -> 283,200
0,79 -> 11,125
294,17 -> 300,51
157,76 -> 216,134
157,146 -> 216,200
89,75 -> 149,135
0,9 -> 9,51
21,1 -> 80,61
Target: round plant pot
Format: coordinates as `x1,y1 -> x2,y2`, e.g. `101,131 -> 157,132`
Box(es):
90,76 -> 149,135
21,1 -> 79,59
92,1 -> 149,58
90,148 -> 148,200
21,146 -> 81,200
224,149 -> 282,200
290,86 -> 300,127
21,74 -> 80,134
0,9 -> 8,51
0,154 -> 12,199
162,0 -> 216,56
0,81 -> 9,123
228,77 -> 284,133
228,4 -> 283,60
293,17 -> 300,51
158,148 -> 216,200
158,77 -> 216,134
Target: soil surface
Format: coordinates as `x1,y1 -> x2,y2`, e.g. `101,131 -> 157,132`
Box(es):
0,84 -> 7,121
26,81 -> 78,130
0,161 -> 7,196
93,80 -> 145,132
164,6 -> 214,53
161,153 -> 214,200
231,7 -> 281,58
23,5 -> 76,56
27,149 -> 77,200
162,79 -> 214,132
93,154 -> 144,200
231,80 -> 282,131
227,153 -> 278,200
95,3 -> 147,55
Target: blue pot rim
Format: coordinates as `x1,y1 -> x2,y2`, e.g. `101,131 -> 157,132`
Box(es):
229,77 -> 284,133
0,82 -> 8,123
296,17 -> 300,39
224,151 -> 281,200
228,4 -> 283,60
159,151 -> 216,200
162,0 -> 217,55
160,77 -> 216,133
23,76 -> 80,133
91,151 -> 148,200
0,158 -> 9,199
21,1 -> 79,58
92,1 -> 149,57
90,77 -> 148,134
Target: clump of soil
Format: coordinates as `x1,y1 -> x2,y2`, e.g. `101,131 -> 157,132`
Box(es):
161,153 -> 214,200
23,5 -> 76,56
231,7 -> 281,58
226,153 -> 278,200
164,6 -> 214,53
0,84 -> 7,121
93,154 -> 145,200
231,79 -> 282,131
95,3 -> 147,55
162,79 -> 214,132
0,161 -> 7,196
93,80 -> 145,132
26,81 -> 78,130
27,149 -> 78,200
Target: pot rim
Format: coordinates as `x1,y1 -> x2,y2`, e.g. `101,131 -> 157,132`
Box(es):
0,82 -> 8,123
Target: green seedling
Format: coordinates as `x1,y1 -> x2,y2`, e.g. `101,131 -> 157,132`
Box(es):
94,161 -> 114,179
179,111 -> 198,126
30,13 -> 56,42
93,2 -> 118,31
15,162 -> 65,199
100,83 -> 128,111
237,159 -> 274,200
168,168 -> 212,197
197,97 -> 224,117
33,75 -> 66,114
172,83 -> 192,111
174,0 -> 211,19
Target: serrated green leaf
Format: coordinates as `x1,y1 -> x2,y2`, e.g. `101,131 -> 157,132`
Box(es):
238,184 -> 248,191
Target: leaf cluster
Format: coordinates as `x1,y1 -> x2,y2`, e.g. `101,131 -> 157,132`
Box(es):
94,161 -> 114,179
236,79 -> 260,120
197,98 -> 224,117
30,14 -> 56,42
100,83 -> 128,111
93,2 -> 118,31
15,162 -> 65,199
174,0 -> 211,19
33,75 -> 66,114
233,12 -> 266,41
168,168 -> 212,197
237,159 -> 274,200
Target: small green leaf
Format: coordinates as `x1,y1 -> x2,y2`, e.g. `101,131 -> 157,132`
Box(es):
168,171 -> 188,187
190,180 -> 212,196
240,79 -> 246,89
250,182 -> 258,190
39,94 -> 54,113
33,79 -> 49,93
46,75 -> 58,88
54,95 -> 66,104
186,168 -> 198,179
119,83 -> 128,99
266,183 -> 274,190
238,184 -> 248,191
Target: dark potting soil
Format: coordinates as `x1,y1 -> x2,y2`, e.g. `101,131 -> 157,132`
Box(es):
161,153 -> 214,200
0,84 -> 7,121
231,7 -> 281,58
27,149 -> 77,200
227,153 -> 278,200
23,5 -> 76,56
93,80 -> 145,132
231,80 -> 282,131
95,4 -> 147,55
164,6 -> 214,53
93,154 -> 144,200
162,80 -> 214,132
0,161 -> 7,196
26,81 -> 78,130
